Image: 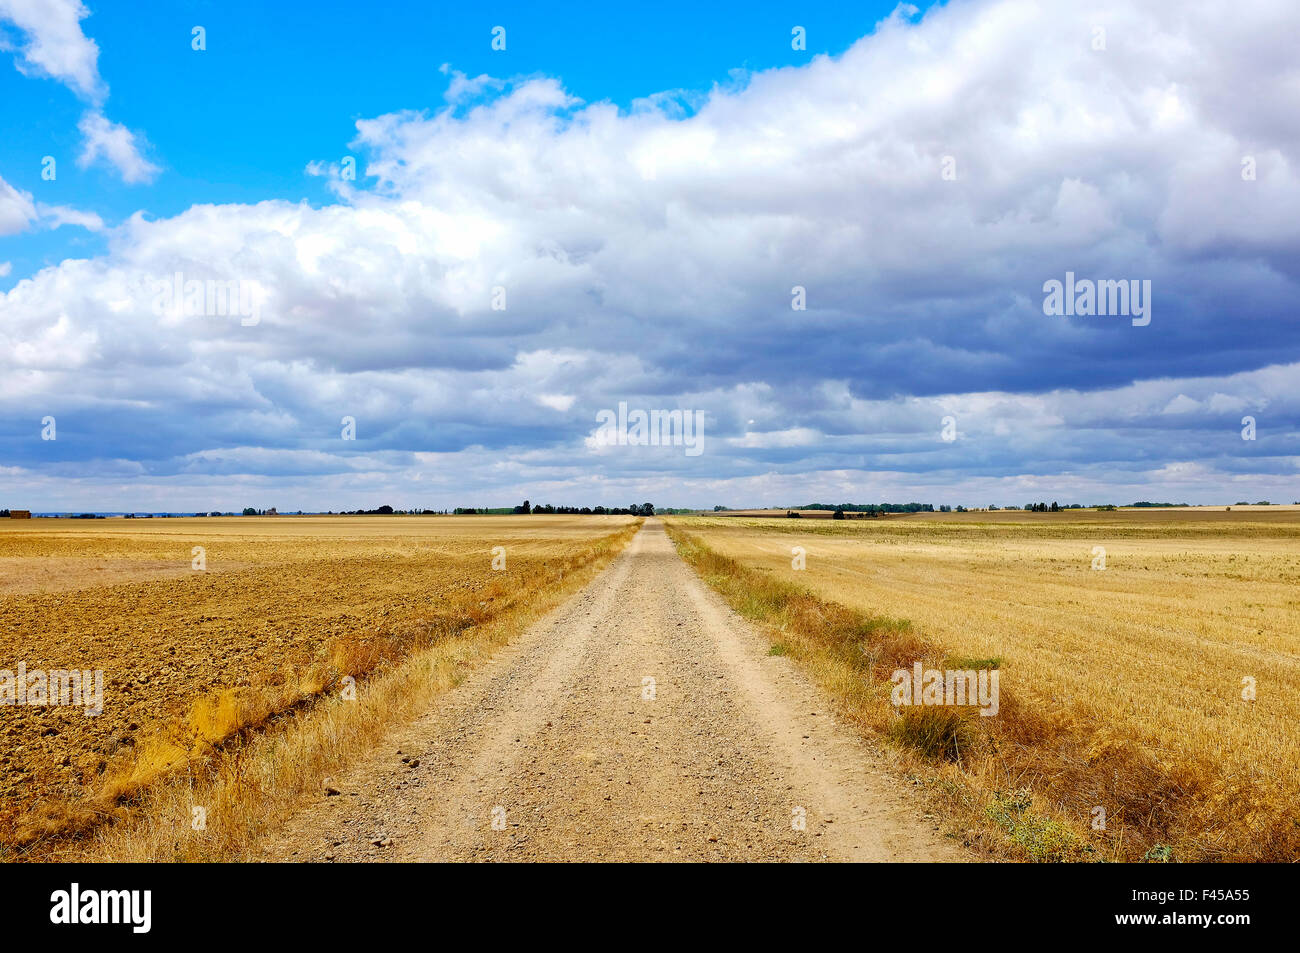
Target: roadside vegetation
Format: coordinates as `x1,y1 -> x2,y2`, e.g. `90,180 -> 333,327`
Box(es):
665,513 -> 1300,862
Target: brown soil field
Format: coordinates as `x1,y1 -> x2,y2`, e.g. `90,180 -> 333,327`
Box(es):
665,509 -> 1300,861
0,515 -> 637,855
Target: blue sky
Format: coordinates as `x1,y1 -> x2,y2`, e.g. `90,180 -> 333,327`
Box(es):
1,0 -> 1298,511
0,0 -> 907,274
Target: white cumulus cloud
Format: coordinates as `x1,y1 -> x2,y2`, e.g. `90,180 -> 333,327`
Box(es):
76,110 -> 159,183
1,0 -> 1298,508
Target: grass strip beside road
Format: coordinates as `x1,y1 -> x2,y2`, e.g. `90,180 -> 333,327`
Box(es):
665,520 -> 1296,862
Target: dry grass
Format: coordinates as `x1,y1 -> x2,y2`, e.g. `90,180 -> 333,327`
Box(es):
665,511 -> 1300,862
2,516 -> 640,860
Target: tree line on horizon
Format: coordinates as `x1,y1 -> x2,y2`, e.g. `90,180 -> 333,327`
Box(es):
454,500 -> 655,516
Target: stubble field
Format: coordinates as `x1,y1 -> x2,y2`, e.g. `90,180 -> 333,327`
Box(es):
0,515 -> 638,857
666,508 -> 1300,861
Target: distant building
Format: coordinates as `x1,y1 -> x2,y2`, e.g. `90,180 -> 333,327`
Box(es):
10,510 -> 31,519
266,507 -> 278,515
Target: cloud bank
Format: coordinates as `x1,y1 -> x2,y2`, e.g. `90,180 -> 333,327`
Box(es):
1,0 -> 1298,509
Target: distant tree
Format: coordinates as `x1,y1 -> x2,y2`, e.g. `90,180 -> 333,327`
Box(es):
832,507 -> 845,520
639,503 -> 655,516
242,507 -> 257,516
1050,501 -> 1060,512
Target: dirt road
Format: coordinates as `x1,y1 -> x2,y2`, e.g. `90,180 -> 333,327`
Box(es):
255,519 -> 964,862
